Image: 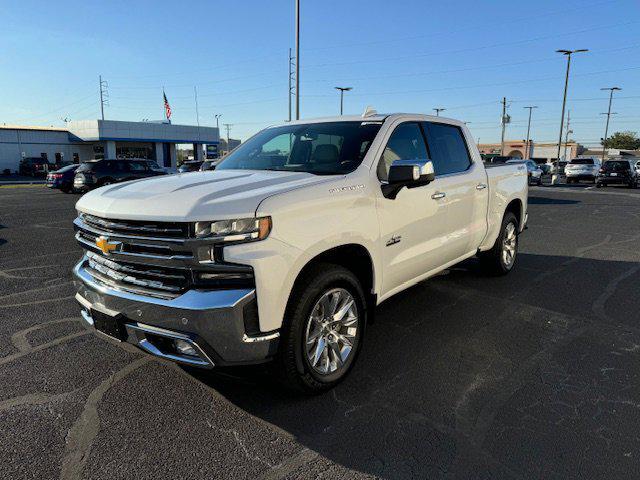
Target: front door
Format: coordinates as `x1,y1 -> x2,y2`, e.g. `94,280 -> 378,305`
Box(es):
375,122 -> 451,298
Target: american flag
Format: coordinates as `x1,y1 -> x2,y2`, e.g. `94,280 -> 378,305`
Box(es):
163,91 -> 172,120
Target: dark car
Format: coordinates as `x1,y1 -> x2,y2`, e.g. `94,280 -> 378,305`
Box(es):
199,159 -> 219,171
46,164 -> 79,193
596,159 -> 638,188
19,157 -> 53,177
178,160 -> 203,173
73,158 -> 167,191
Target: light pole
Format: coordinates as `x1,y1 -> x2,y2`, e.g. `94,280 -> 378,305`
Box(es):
334,87 -> 352,115
433,107 -> 446,116
214,114 -> 222,130
523,106 -> 538,159
600,87 -> 621,162
553,49 -> 588,184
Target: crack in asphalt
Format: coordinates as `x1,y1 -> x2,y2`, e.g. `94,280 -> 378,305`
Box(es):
59,357 -> 151,480
0,331 -> 91,367
9,317 -> 81,353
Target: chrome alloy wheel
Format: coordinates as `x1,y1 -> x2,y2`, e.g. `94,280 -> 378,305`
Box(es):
502,222 -> 517,269
304,288 -> 359,375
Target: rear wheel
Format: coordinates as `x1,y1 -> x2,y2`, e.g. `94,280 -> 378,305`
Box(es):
276,263 -> 366,394
479,211 -> 519,276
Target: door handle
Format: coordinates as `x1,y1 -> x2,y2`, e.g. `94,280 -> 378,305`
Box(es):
431,192 -> 446,200
476,183 -> 488,190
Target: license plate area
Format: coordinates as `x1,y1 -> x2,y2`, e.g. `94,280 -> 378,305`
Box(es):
91,309 -> 127,341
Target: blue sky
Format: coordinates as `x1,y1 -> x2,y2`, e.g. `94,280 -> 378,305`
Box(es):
1,0 -> 639,145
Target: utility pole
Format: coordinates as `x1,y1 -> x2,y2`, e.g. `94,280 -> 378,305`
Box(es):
433,107 -> 446,116
295,0 -> 300,120
223,123 -> 233,155
194,86 -> 200,127
99,75 -> 108,121
562,110 -> 572,162
523,106 -> 538,159
288,48 -> 295,121
500,97 -> 508,156
335,87 -> 352,115
600,87 -> 621,162
553,49 -> 588,184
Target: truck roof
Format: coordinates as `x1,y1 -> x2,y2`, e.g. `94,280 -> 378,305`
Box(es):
271,113 -> 465,128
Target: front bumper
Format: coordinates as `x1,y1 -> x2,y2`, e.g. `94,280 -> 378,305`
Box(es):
73,261 -> 279,367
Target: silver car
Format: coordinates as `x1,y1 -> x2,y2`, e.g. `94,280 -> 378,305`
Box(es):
507,159 -> 543,186
565,157 -> 601,184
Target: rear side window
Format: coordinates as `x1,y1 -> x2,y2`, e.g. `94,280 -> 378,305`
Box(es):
127,161 -> 147,172
377,122 -> 428,181
423,122 -> 472,175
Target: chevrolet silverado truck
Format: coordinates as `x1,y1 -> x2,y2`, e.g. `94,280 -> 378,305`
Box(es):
73,112 -> 528,393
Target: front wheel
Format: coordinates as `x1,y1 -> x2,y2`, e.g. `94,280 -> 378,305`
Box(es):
276,263 -> 367,394
479,211 -> 519,276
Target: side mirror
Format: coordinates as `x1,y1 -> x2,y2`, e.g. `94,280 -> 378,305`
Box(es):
382,159 -> 435,199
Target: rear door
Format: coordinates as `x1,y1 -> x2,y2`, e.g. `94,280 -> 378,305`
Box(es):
375,121 -> 451,296
422,121 -> 489,259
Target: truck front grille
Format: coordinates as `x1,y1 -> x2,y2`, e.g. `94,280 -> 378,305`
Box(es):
81,213 -> 189,239
84,251 -> 189,298
74,213 -> 255,299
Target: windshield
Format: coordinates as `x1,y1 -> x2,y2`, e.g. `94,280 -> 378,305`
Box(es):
603,161 -> 629,171
216,121 -> 382,175
570,158 -> 594,165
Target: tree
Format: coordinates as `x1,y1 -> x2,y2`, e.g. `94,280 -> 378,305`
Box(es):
602,131 -> 640,150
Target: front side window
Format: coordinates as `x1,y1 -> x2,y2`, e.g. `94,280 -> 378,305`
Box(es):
217,121 -> 382,175
377,122 -> 428,182
423,122 -> 472,175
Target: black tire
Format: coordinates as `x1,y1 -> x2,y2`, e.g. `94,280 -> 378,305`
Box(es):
478,211 -> 519,276
275,263 -> 367,394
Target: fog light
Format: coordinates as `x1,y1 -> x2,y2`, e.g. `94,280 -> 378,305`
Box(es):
174,339 -> 197,357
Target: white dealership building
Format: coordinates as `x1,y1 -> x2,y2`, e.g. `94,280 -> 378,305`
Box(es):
0,120 -> 219,172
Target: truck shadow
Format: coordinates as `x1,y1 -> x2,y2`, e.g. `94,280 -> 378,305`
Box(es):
188,253 -> 640,479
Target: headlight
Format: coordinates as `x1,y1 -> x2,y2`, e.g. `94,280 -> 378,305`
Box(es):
194,216 -> 271,242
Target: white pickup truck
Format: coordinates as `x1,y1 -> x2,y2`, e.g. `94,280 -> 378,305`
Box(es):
73,112 -> 528,393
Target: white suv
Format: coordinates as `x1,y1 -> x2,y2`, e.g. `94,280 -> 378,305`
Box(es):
565,157 -> 601,184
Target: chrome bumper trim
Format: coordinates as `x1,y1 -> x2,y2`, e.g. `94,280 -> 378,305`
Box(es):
125,322 -> 214,368
242,332 -> 280,343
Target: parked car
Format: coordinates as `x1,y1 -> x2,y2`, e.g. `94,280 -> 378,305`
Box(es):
596,159 -> 638,188
538,163 -> 552,175
565,157 -> 601,184
73,112 -> 528,393
46,164 -> 79,193
73,158 -> 166,191
507,159 -> 542,186
19,157 -> 53,177
549,160 -> 569,176
178,161 -> 203,173
200,159 -> 219,171
634,159 -> 640,176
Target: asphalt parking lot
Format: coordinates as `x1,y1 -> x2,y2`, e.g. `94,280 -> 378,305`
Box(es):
1,184 -> 640,480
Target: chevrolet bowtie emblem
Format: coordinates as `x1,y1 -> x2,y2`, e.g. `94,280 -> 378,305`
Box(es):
95,236 -> 120,255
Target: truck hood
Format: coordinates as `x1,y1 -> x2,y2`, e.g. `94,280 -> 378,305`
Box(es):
75,170 -> 336,221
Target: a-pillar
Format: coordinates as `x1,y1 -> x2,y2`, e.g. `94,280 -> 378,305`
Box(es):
104,140 -> 116,159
